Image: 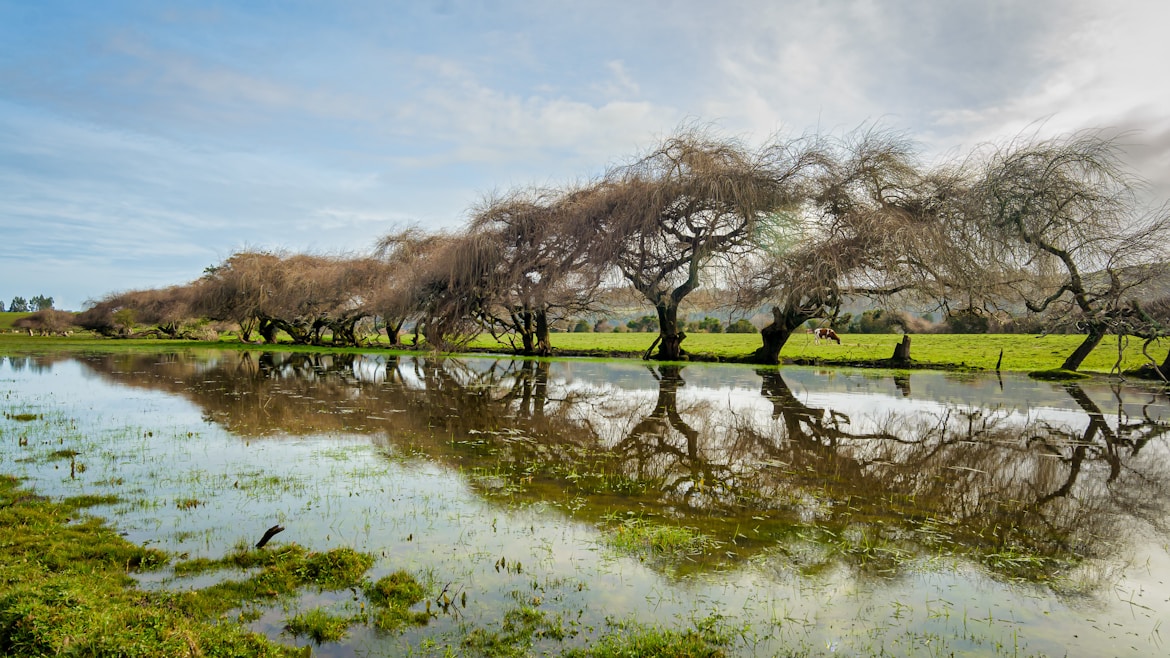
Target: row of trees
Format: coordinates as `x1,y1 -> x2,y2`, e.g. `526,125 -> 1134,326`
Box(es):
72,125 -> 1170,374
2,295 -> 54,313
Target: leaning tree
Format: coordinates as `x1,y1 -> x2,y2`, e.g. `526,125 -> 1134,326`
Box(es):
396,229 -> 502,350
195,251 -> 284,342
970,131 -> 1170,371
467,184 -> 610,356
735,129 -> 972,364
593,127 -> 821,361
77,285 -> 200,338
372,227 -> 452,346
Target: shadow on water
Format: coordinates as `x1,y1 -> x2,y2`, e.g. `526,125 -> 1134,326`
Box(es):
52,350 -> 1170,591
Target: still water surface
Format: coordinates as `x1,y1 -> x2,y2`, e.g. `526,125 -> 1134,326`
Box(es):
2,349 -> 1169,656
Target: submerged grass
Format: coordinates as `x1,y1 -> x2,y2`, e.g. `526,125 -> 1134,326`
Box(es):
563,616 -> 732,658
0,474 -> 297,657
603,514 -> 718,563
0,471 -> 428,656
284,607 -> 353,644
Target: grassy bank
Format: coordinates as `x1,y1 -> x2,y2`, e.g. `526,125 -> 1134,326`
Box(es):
468,331 -> 1169,374
3,328 -> 1167,375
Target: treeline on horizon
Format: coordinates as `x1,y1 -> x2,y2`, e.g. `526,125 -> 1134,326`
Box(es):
15,123 -> 1170,374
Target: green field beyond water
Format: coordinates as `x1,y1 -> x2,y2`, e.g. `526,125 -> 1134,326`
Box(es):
1,322 -> 1167,374
469,331 -> 1169,374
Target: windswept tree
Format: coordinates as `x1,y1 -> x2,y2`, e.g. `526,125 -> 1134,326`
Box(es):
253,253 -> 389,346
393,229 -> 500,349
594,127 -> 821,360
736,129 -> 969,364
196,251 -> 285,342
197,251 -> 389,345
467,184 -> 609,356
970,131 -> 1170,371
13,309 -> 76,336
371,228 -> 452,346
1129,296 -> 1170,380
77,285 -> 200,338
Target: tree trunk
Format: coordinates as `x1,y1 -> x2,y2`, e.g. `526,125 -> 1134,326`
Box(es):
653,303 -> 685,361
534,308 -> 552,357
386,319 -> 404,346
258,319 -> 278,344
1061,327 -> 1106,371
751,306 -> 810,365
239,317 -> 257,343
1161,350 -> 1170,380
891,335 -> 912,365
518,309 -> 536,355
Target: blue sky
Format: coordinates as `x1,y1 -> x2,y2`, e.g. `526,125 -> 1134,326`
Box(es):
3,0 -> 1169,310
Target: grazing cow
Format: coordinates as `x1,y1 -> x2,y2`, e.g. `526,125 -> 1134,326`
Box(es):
810,327 -> 841,344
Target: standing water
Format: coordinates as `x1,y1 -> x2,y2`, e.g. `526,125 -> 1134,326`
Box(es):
2,349 -> 1169,656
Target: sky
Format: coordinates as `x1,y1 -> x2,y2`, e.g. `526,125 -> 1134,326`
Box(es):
2,0 -> 1169,311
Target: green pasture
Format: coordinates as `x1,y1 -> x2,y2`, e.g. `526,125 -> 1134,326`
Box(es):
469,331 -> 1170,374
0,312 -> 32,330
2,319 -> 1167,375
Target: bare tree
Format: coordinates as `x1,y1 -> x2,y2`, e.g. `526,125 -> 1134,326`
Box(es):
592,127 -> 821,360
379,228 -> 498,348
970,131 -> 1170,371
13,309 -> 76,336
736,129 -> 969,364
197,251 -> 389,346
467,184 -> 609,356
195,251 -> 284,342
1127,296 -> 1170,380
77,285 -> 199,338
371,228 -> 452,346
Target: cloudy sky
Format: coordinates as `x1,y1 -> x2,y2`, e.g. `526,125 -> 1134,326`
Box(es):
2,0 -> 1169,310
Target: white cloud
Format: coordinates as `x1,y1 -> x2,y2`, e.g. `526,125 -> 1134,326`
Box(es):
5,0 -> 1170,309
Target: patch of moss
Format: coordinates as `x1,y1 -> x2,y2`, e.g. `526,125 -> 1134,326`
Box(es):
365,570 -> 425,608
297,547 -> 374,590
284,607 -> 352,644
171,545 -> 375,621
0,475 -> 297,657
364,570 -> 430,632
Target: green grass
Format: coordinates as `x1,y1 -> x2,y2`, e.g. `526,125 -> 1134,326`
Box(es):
603,515 -> 717,562
284,608 -> 352,643
563,616 -> 731,658
5,326 -> 1166,375
470,331 -> 1170,374
0,474 -> 298,657
0,312 -> 34,331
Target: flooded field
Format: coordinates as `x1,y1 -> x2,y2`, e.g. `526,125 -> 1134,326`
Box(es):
2,348 -> 1170,656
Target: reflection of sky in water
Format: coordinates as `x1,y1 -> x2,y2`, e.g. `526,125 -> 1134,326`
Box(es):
2,353 -> 1170,657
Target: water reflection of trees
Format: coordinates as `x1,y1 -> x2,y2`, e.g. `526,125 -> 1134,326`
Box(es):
72,351 -> 1170,586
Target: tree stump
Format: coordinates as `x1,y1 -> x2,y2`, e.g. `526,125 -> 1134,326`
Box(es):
890,335 -> 912,366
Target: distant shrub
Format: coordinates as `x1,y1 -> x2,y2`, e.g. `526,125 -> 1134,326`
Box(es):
572,320 -> 592,333
627,315 -> 659,332
852,310 -> 899,334
945,310 -> 990,334
687,316 -> 723,333
726,318 -> 757,334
